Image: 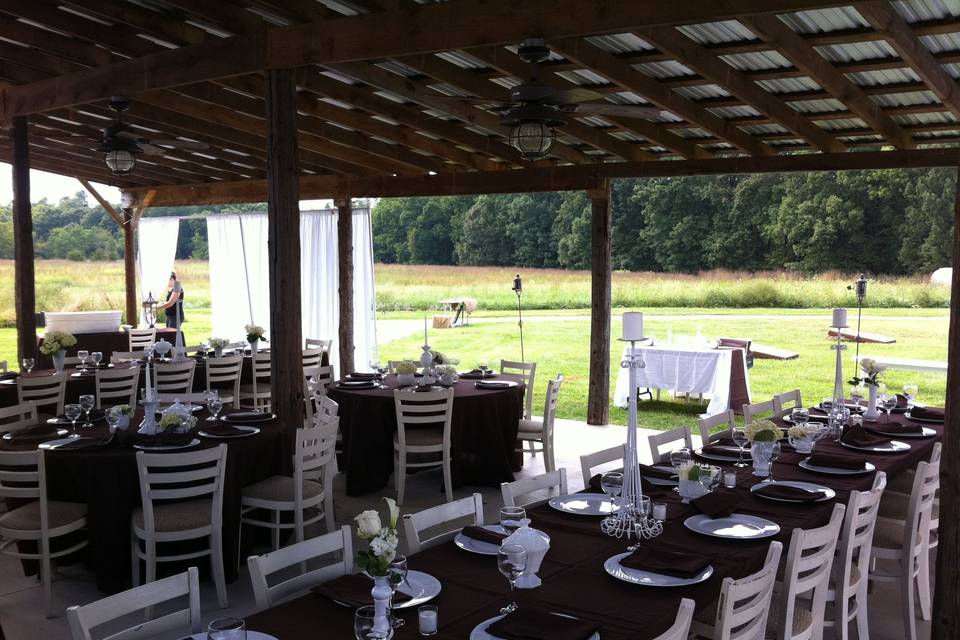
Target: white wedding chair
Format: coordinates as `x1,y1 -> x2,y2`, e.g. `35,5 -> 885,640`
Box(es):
578,444 -> 625,490
697,410 -> 735,445
305,364 -> 335,404
655,598 -> 696,640
204,354 -> 243,408
110,351 -> 139,364
692,541 -> 783,640
66,567 -> 201,640
153,360 -> 196,395
771,503 -> 845,640
238,353 -> 272,411
501,468 -> 568,509
95,366 -> 140,408
302,348 -> 324,371
772,389 -> 802,418
131,445 -> 228,608
18,372 -> 67,417
743,398 -> 775,424
402,493 -> 484,555
393,388 -> 455,505
869,448 -> 940,640
646,426 -> 693,464
0,449 -> 87,617
128,328 -> 156,351
0,401 -> 40,434
241,422 -> 338,550
500,360 -> 537,420
826,472 -> 886,640
516,374 -> 563,472
248,525 -> 353,610
305,338 -> 332,354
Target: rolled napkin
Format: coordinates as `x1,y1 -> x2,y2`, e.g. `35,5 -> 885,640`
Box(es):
753,484 -> 826,502
201,424 -> 247,437
459,370 -> 493,380
896,394 -> 909,409
619,547 -> 711,578
221,411 -> 269,423
691,492 -> 741,518
701,444 -> 751,458
476,380 -> 512,389
414,384 -> 435,393
841,425 -> 889,448
54,435 -> 113,450
909,406 -> 944,422
461,526 -> 508,545
867,422 -> 923,435
486,607 -> 601,640
347,372 -> 379,380
6,424 -> 60,444
312,573 -> 411,608
807,452 -> 866,471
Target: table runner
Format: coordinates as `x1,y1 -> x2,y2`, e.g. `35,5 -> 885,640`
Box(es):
246,416 -> 940,639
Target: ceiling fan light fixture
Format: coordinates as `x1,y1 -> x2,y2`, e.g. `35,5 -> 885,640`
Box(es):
104,149 -> 137,175
510,120 -> 555,160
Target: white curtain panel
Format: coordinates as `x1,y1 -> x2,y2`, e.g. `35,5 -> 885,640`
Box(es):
300,210 -> 340,366
136,217 -> 181,320
206,214 -> 271,343
351,208 -> 378,371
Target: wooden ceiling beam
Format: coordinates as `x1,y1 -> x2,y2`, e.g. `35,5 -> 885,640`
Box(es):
740,13 -> 913,149
0,0 -> 851,119
23,137 -> 186,184
0,143 -> 148,186
159,0 -> 269,36
857,1 -> 960,122
65,0 -> 209,47
121,147 -> 960,208
637,26 -> 845,153
548,38 -> 772,156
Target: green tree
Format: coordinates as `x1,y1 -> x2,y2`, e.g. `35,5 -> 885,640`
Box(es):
899,168 -> 954,273
455,195 -> 516,265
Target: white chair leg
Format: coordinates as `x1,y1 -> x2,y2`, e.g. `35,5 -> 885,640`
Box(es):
545,438 -> 555,473
918,551 -> 932,621
854,593 -> 869,640
324,493 -> 336,533
396,455 -> 407,506
144,541 -> 156,620
41,544 -> 54,619
271,509 -> 281,551
211,533 -> 228,608
130,532 -> 140,587
443,457 -> 453,503
901,562 -> 917,640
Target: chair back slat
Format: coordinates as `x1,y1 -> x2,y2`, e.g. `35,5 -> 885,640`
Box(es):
402,493 -> 483,554
128,328 -> 157,351
714,541 -> 783,640
501,469 -> 567,509
646,426 -> 693,464
0,401 -> 40,433
500,359 -> 537,420
541,374 -> 563,444
772,389 -> 802,418
305,338 -> 332,353
742,398 -> 775,424
302,348 -> 324,369
18,373 -> 67,416
136,446 -> 226,534
579,444 -> 625,488
95,366 -> 140,408
154,361 -> 196,395
393,389 -> 454,451
697,410 -> 735,445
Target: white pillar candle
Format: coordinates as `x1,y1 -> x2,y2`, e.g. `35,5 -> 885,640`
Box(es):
622,312 -> 644,341
832,308 -> 848,328
652,502 -> 667,521
418,607 -> 438,635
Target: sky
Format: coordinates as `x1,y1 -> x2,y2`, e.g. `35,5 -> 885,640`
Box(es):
0,162 -> 121,206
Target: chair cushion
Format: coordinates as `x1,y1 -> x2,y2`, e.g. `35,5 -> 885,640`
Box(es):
0,500 -> 86,532
394,428 -> 443,446
132,499 -> 212,533
872,519 -> 906,550
242,476 -> 323,503
769,600 -> 814,635
518,418 -> 543,433
238,383 -> 271,396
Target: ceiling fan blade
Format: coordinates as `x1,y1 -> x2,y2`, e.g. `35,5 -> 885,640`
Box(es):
144,139 -> 209,150
571,103 -> 663,119
543,87 -> 606,105
433,95 -> 508,105
139,143 -> 166,156
32,133 -> 95,140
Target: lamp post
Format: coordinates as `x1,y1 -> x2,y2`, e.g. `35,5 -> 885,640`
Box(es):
848,274 -> 868,366
142,291 -> 157,328
512,274 -> 524,362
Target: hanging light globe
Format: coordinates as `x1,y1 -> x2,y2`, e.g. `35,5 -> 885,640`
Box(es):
104,149 -> 137,175
510,121 -> 555,160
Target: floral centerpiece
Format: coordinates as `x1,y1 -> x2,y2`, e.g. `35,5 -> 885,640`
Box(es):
244,324 -> 267,354
355,498 -> 401,637
158,406 -> 197,434
787,425 -> 818,454
436,364 -> 458,386
209,337 -> 230,357
429,350 -> 459,367
107,404 -> 135,431
395,360 -> 418,387
744,419 -> 781,477
851,357 -> 885,420
676,461 -> 707,501
39,330 -> 77,373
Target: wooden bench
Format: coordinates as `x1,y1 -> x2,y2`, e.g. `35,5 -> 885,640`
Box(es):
853,355 -> 947,374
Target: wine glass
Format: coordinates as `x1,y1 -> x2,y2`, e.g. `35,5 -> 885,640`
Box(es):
766,442 -> 782,482
497,544 -> 526,614
21,358 -> 34,374
669,447 -> 691,471
791,407 -> 810,428
881,393 -> 898,424
77,350 -> 89,370
698,465 -> 721,493
600,471 -> 623,514
354,606 -> 378,640
850,385 -> 864,409
79,394 -> 95,428
387,554 -> 408,628
477,359 -> 490,377
731,428 -> 748,468
105,407 -> 121,433
64,403 -> 82,436
903,383 -> 919,410
499,506 -> 526,535
206,391 -> 223,422
91,351 -> 103,368
207,617 -> 246,640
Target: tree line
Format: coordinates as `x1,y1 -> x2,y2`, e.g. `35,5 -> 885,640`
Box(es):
372,168 -> 955,275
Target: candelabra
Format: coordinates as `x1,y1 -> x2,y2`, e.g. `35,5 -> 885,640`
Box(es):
601,330 -> 662,541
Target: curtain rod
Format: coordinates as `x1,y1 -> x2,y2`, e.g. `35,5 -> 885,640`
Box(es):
149,207 -> 371,222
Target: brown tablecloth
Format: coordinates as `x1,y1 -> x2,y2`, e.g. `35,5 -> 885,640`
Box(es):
246,411 -> 940,640
33,328 -> 179,369
2,407 -> 287,593
328,374 -> 524,496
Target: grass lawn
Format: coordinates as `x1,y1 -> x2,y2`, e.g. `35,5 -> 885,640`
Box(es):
378,311 -> 949,429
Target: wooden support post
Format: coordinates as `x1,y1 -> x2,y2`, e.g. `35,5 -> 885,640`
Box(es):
336,197 -> 355,376
933,166 -> 960,638
265,68 -> 303,443
11,116 -> 37,363
122,210 -> 138,327
587,182 -> 612,425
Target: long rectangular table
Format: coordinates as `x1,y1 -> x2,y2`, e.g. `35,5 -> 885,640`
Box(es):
245,411 -> 940,639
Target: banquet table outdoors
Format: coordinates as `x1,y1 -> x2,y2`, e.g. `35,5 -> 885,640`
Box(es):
328,374 -> 524,496
34,328 -> 179,369
0,406 -> 287,593
246,405 -> 940,640
613,345 -> 750,416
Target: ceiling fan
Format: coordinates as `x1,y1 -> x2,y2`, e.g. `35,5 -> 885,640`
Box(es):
441,38 -> 663,159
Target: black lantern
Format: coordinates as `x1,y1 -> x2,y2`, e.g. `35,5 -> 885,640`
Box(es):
142,291 -> 158,328
501,103 -> 563,161
104,149 -> 137,175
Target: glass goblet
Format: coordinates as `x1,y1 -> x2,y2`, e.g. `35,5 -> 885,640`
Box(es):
77,350 -> 89,370
499,506 -> 526,536
881,394 -> 898,423
207,617 -> 246,640
903,383 -> 918,410
791,407 -> 810,428
766,442 -> 782,482
497,544 -> 526,615
698,464 -> 721,493
64,403 -> 82,436
79,394 -> 95,428
21,358 -> 34,374
206,391 -> 223,421
354,606 -> 378,640
850,385 -> 864,409
731,428 -> 749,468
669,447 -> 691,472
387,554 -> 409,628
600,471 -> 623,514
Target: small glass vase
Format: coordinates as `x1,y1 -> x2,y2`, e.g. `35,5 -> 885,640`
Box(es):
51,350 -> 66,374
249,339 -> 259,355
750,441 -> 776,477
863,384 -> 880,421
370,574 -> 394,639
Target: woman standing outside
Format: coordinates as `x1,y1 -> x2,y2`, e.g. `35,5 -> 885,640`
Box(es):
158,271 -> 186,343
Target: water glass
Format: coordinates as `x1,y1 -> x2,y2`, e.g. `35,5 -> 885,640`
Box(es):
499,506 -> 526,535
903,383 -> 919,409
497,544 -> 526,614
635,495 -> 651,518
418,604 -> 439,636
105,407 -> 120,433
669,447 -> 691,471
600,471 -> 623,513
91,351 -> 103,367
79,394 -> 95,428
387,554 -> 408,628
206,391 -> 223,421
21,358 -> 34,374
790,407 -> 810,427
731,429 -> 748,468
881,393 -> 898,423
850,385 -> 864,408
354,606 -> 379,640
766,442 -> 782,482
698,465 -> 721,493
208,617 -> 246,640
77,350 -> 89,369
64,404 -> 82,435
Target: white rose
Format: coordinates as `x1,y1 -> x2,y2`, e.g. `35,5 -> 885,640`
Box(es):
383,497 -> 400,529
355,510 -> 382,539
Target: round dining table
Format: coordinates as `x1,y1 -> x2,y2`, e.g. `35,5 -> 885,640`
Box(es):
327,374 -> 524,496
0,406 -> 288,594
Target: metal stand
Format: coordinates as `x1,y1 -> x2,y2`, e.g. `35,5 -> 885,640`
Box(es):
601,339 -> 663,540
512,274 -> 524,362
830,330 -> 848,438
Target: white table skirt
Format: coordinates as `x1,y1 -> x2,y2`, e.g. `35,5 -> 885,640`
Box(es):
614,346 -> 744,416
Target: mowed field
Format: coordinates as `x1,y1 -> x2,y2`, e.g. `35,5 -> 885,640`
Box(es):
0,260 -> 949,428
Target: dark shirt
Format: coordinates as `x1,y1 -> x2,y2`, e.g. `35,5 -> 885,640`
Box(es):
165,281 -> 186,327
